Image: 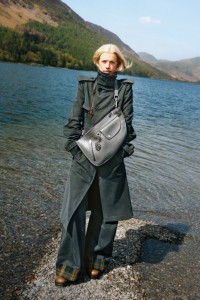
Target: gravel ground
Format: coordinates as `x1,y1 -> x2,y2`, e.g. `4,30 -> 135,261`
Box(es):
19,218 -> 184,300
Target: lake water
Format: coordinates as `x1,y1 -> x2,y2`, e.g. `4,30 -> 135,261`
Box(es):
0,62 -> 200,298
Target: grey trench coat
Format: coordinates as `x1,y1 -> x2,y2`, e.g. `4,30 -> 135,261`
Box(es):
60,75 -> 136,230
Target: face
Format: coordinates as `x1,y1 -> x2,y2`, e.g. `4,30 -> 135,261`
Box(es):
97,53 -> 118,74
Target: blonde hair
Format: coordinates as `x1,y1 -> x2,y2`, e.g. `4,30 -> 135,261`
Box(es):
93,44 -> 131,71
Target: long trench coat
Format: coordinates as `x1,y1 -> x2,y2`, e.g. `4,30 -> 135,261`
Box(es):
60,75 -> 136,230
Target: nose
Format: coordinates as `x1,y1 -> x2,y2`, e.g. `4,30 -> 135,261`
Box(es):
106,62 -> 110,69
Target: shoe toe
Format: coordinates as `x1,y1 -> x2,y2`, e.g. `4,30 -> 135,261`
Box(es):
89,269 -> 103,279
55,276 -> 69,287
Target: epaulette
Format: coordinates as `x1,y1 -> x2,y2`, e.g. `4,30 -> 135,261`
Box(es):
120,79 -> 134,84
78,75 -> 96,82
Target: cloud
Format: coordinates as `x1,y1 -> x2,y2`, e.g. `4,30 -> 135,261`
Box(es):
139,16 -> 161,25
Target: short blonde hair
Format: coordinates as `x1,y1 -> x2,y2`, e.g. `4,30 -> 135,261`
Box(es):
93,44 -> 131,71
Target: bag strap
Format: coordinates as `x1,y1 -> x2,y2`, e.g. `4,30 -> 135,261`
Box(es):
88,80 -> 97,116
114,80 -> 119,108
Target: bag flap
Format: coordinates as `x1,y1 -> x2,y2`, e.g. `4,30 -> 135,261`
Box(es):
100,117 -> 121,140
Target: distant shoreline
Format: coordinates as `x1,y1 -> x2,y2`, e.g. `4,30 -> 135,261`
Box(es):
1,60 -> 199,84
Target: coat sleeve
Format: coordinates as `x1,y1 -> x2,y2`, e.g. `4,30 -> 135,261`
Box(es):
121,81 -> 136,156
63,80 -> 85,156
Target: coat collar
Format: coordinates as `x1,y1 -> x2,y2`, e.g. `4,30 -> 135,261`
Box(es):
96,70 -> 117,88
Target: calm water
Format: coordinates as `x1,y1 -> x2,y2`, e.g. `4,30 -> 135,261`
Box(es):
1,62 -> 200,298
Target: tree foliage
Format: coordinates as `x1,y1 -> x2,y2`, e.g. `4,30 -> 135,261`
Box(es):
0,21 -> 107,69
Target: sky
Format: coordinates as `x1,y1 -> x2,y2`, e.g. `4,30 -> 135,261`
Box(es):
61,0 -> 200,61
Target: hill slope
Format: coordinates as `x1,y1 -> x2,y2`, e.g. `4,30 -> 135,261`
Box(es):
0,0 -> 172,79
138,52 -> 200,82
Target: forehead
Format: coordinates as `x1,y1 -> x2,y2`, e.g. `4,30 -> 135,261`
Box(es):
100,52 -> 117,61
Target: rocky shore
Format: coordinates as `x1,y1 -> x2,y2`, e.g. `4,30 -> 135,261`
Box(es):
19,218 -> 184,300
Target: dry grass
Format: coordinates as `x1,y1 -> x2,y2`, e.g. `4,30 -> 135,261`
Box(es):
0,3 -> 58,29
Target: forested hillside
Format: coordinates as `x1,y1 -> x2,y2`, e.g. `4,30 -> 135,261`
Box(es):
0,20 -> 108,70
0,0 -> 172,79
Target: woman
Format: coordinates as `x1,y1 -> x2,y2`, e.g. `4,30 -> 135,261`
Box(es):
55,44 -> 136,287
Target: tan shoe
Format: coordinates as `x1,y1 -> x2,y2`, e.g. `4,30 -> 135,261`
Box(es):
88,269 -> 103,279
55,275 -> 69,287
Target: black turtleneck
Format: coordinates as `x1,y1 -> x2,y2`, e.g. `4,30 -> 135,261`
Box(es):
96,70 -> 117,88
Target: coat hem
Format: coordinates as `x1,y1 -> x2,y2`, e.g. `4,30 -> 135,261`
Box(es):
103,214 -> 134,222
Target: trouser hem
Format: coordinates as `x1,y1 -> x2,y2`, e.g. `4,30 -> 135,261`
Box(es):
56,264 -> 79,281
84,256 -> 106,271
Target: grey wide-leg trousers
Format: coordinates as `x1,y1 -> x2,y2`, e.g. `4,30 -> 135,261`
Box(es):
56,175 -> 118,281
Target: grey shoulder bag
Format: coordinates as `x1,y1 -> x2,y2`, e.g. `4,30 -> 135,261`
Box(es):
76,80 -> 127,166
